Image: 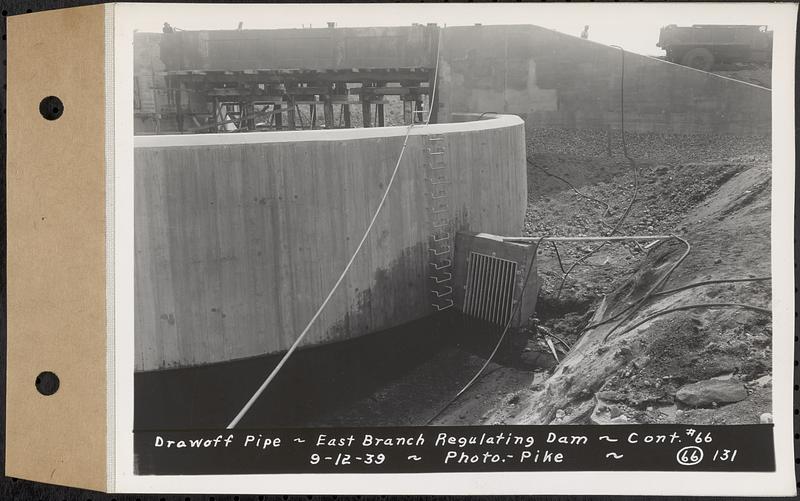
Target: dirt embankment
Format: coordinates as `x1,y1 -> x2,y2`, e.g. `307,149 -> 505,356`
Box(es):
471,128 -> 773,426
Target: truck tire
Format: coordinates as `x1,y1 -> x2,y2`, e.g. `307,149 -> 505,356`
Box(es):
682,48 -> 714,71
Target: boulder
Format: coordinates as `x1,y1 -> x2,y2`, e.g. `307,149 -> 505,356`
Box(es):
675,379 -> 747,408
752,375 -> 772,388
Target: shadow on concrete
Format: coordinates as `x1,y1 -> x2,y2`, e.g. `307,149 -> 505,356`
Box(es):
134,310 -> 517,430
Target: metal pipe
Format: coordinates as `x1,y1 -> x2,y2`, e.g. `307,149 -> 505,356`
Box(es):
501,235 -> 673,243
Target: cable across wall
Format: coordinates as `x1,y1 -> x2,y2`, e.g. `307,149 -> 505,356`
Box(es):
226,29 -> 445,429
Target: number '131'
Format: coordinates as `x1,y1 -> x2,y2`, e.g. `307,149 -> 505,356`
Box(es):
713,449 -> 737,462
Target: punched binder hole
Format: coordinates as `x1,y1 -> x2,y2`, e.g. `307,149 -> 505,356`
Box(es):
39,96 -> 63,120
35,371 -> 59,395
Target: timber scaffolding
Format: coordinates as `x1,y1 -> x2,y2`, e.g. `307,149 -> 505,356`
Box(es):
136,24 -> 441,133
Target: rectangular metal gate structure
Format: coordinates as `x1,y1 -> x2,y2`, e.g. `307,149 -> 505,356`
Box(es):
462,253 -> 518,325
452,232 -> 540,329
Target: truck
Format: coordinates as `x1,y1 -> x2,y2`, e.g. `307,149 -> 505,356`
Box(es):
657,24 -> 773,71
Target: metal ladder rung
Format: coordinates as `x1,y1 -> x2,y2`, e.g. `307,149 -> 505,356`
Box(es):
428,199 -> 449,210
429,246 -> 450,256
429,271 -> 452,283
427,177 -> 450,185
432,299 -> 454,311
426,163 -> 448,170
425,156 -> 446,163
431,232 -> 450,242
431,286 -> 453,297
429,259 -> 452,270
432,218 -> 449,228
427,191 -> 448,199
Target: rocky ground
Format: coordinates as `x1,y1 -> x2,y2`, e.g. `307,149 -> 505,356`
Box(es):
448,127 -> 774,426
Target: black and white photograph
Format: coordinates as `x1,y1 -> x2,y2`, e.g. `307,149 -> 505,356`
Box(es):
114,1 -> 795,493
2,1 -> 796,496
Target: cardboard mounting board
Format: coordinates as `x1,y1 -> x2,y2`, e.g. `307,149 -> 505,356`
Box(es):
6,4 -> 108,491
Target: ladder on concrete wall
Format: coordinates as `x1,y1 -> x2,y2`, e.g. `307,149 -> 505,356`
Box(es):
425,134 -> 454,311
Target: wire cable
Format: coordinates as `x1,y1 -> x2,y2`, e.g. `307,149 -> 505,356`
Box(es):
551,241 -> 567,274
424,237 -> 544,425
555,161 -> 638,298
527,158 -> 612,215
555,45 -> 638,299
576,235 -> 690,336
226,29 -> 444,429
424,27 -> 443,126
608,302 -> 771,340
226,123 -> 417,429
653,276 -> 771,297
538,325 -> 573,350
601,235 -> 691,343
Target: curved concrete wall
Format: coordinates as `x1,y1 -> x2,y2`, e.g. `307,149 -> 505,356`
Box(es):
438,25 -> 771,136
134,115 -> 527,371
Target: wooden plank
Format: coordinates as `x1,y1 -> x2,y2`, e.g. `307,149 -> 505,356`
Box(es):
285,86 -> 334,95
351,86 -> 430,95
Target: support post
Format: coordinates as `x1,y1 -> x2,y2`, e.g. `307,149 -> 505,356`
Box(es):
343,103 -> 351,128
212,97 -> 219,133
333,82 -> 350,129
361,99 -> 372,127
427,66 -> 439,124
174,78 -> 184,132
376,81 -> 385,127
287,99 -> 296,130
274,103 -> 283,130
323,91 -> 334,129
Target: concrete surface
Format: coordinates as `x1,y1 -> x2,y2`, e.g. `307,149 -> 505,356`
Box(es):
438,25 -> 771,136
134,117 -> 527,371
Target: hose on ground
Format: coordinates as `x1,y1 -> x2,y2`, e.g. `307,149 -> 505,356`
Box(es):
601,235 -> 691,342
653,276 -> 771,297
607,302 -> 771,341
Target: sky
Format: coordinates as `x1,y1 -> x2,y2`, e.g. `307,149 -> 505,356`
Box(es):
131,3 -> 781,57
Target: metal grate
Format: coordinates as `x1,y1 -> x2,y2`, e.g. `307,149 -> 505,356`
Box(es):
462,252 -> 518,325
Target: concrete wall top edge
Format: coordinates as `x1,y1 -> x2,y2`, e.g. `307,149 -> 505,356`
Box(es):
134,114 -> 524,148
441,24 -> 772,92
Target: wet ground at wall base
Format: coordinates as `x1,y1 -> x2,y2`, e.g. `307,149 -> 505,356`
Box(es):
134,312 -> 539,430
